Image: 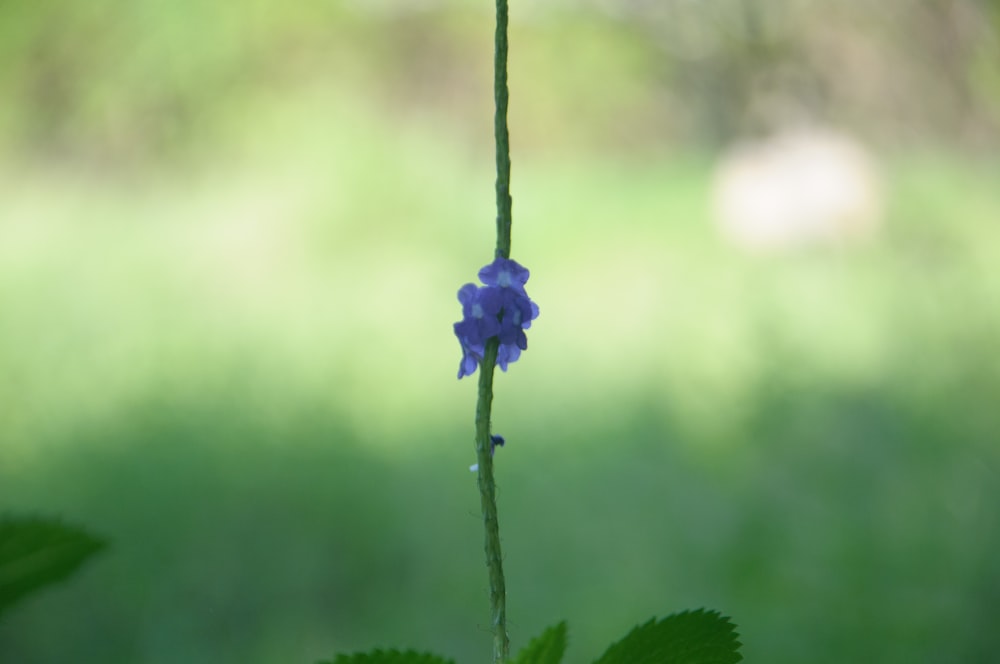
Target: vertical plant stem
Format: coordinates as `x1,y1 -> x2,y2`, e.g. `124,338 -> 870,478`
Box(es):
494,0 -> 512,260
475,339 -> 508,664
476,1 -> 513,662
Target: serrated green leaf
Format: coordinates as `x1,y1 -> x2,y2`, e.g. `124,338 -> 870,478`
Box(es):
318,649 -> 455,664
0,515 -> 107,616
513,621 -> 568,664
592,609 -> 742,664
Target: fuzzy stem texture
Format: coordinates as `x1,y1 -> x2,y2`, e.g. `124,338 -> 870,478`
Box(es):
475,339 -> 508,664
474,1 -> 513,662
493,0 -> 512,261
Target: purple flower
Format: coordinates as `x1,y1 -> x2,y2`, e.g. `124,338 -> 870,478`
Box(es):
454,257 -> 539,378
454,284 -> 501,347
470,434 -> 507,472
479,258 -> 530,293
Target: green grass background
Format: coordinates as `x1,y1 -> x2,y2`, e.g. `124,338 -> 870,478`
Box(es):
2,4 -> 1000,664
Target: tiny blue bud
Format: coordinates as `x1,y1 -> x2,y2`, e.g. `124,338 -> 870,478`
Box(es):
470,434 -> 507,472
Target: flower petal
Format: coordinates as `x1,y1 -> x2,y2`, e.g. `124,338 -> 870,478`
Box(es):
479,257 -> 530,291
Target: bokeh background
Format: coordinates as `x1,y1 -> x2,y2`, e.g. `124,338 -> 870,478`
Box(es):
2,1 -> 1000,663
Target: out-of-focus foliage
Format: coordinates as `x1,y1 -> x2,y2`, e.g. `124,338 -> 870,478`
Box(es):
0,1 -> 497,163
1,2 -> 999,664
321,650 -> 456,664
2,147 -> 998,663
0,516 -> 106,616
1,0 -> 998,164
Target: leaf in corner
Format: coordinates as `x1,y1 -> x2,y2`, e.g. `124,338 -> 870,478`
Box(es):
0,515 -> 107,616
319,649 -> 455,664
513,621 -> 568,664
592,609 -> 742,664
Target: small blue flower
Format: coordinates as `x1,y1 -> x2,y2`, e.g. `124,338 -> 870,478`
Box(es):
479,259 -> 530,293
454,257 -> 539,378
470,434 -> 507,472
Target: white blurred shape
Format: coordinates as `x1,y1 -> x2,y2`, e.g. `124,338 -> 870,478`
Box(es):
712,128 -> 883,252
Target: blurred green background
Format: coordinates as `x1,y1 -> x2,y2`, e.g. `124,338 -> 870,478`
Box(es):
2,1 -> 1000,663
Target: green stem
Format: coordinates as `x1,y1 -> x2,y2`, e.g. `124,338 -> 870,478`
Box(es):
494,0 -> 512,260
475,339 -> 508,664
475,1 -> 513,662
